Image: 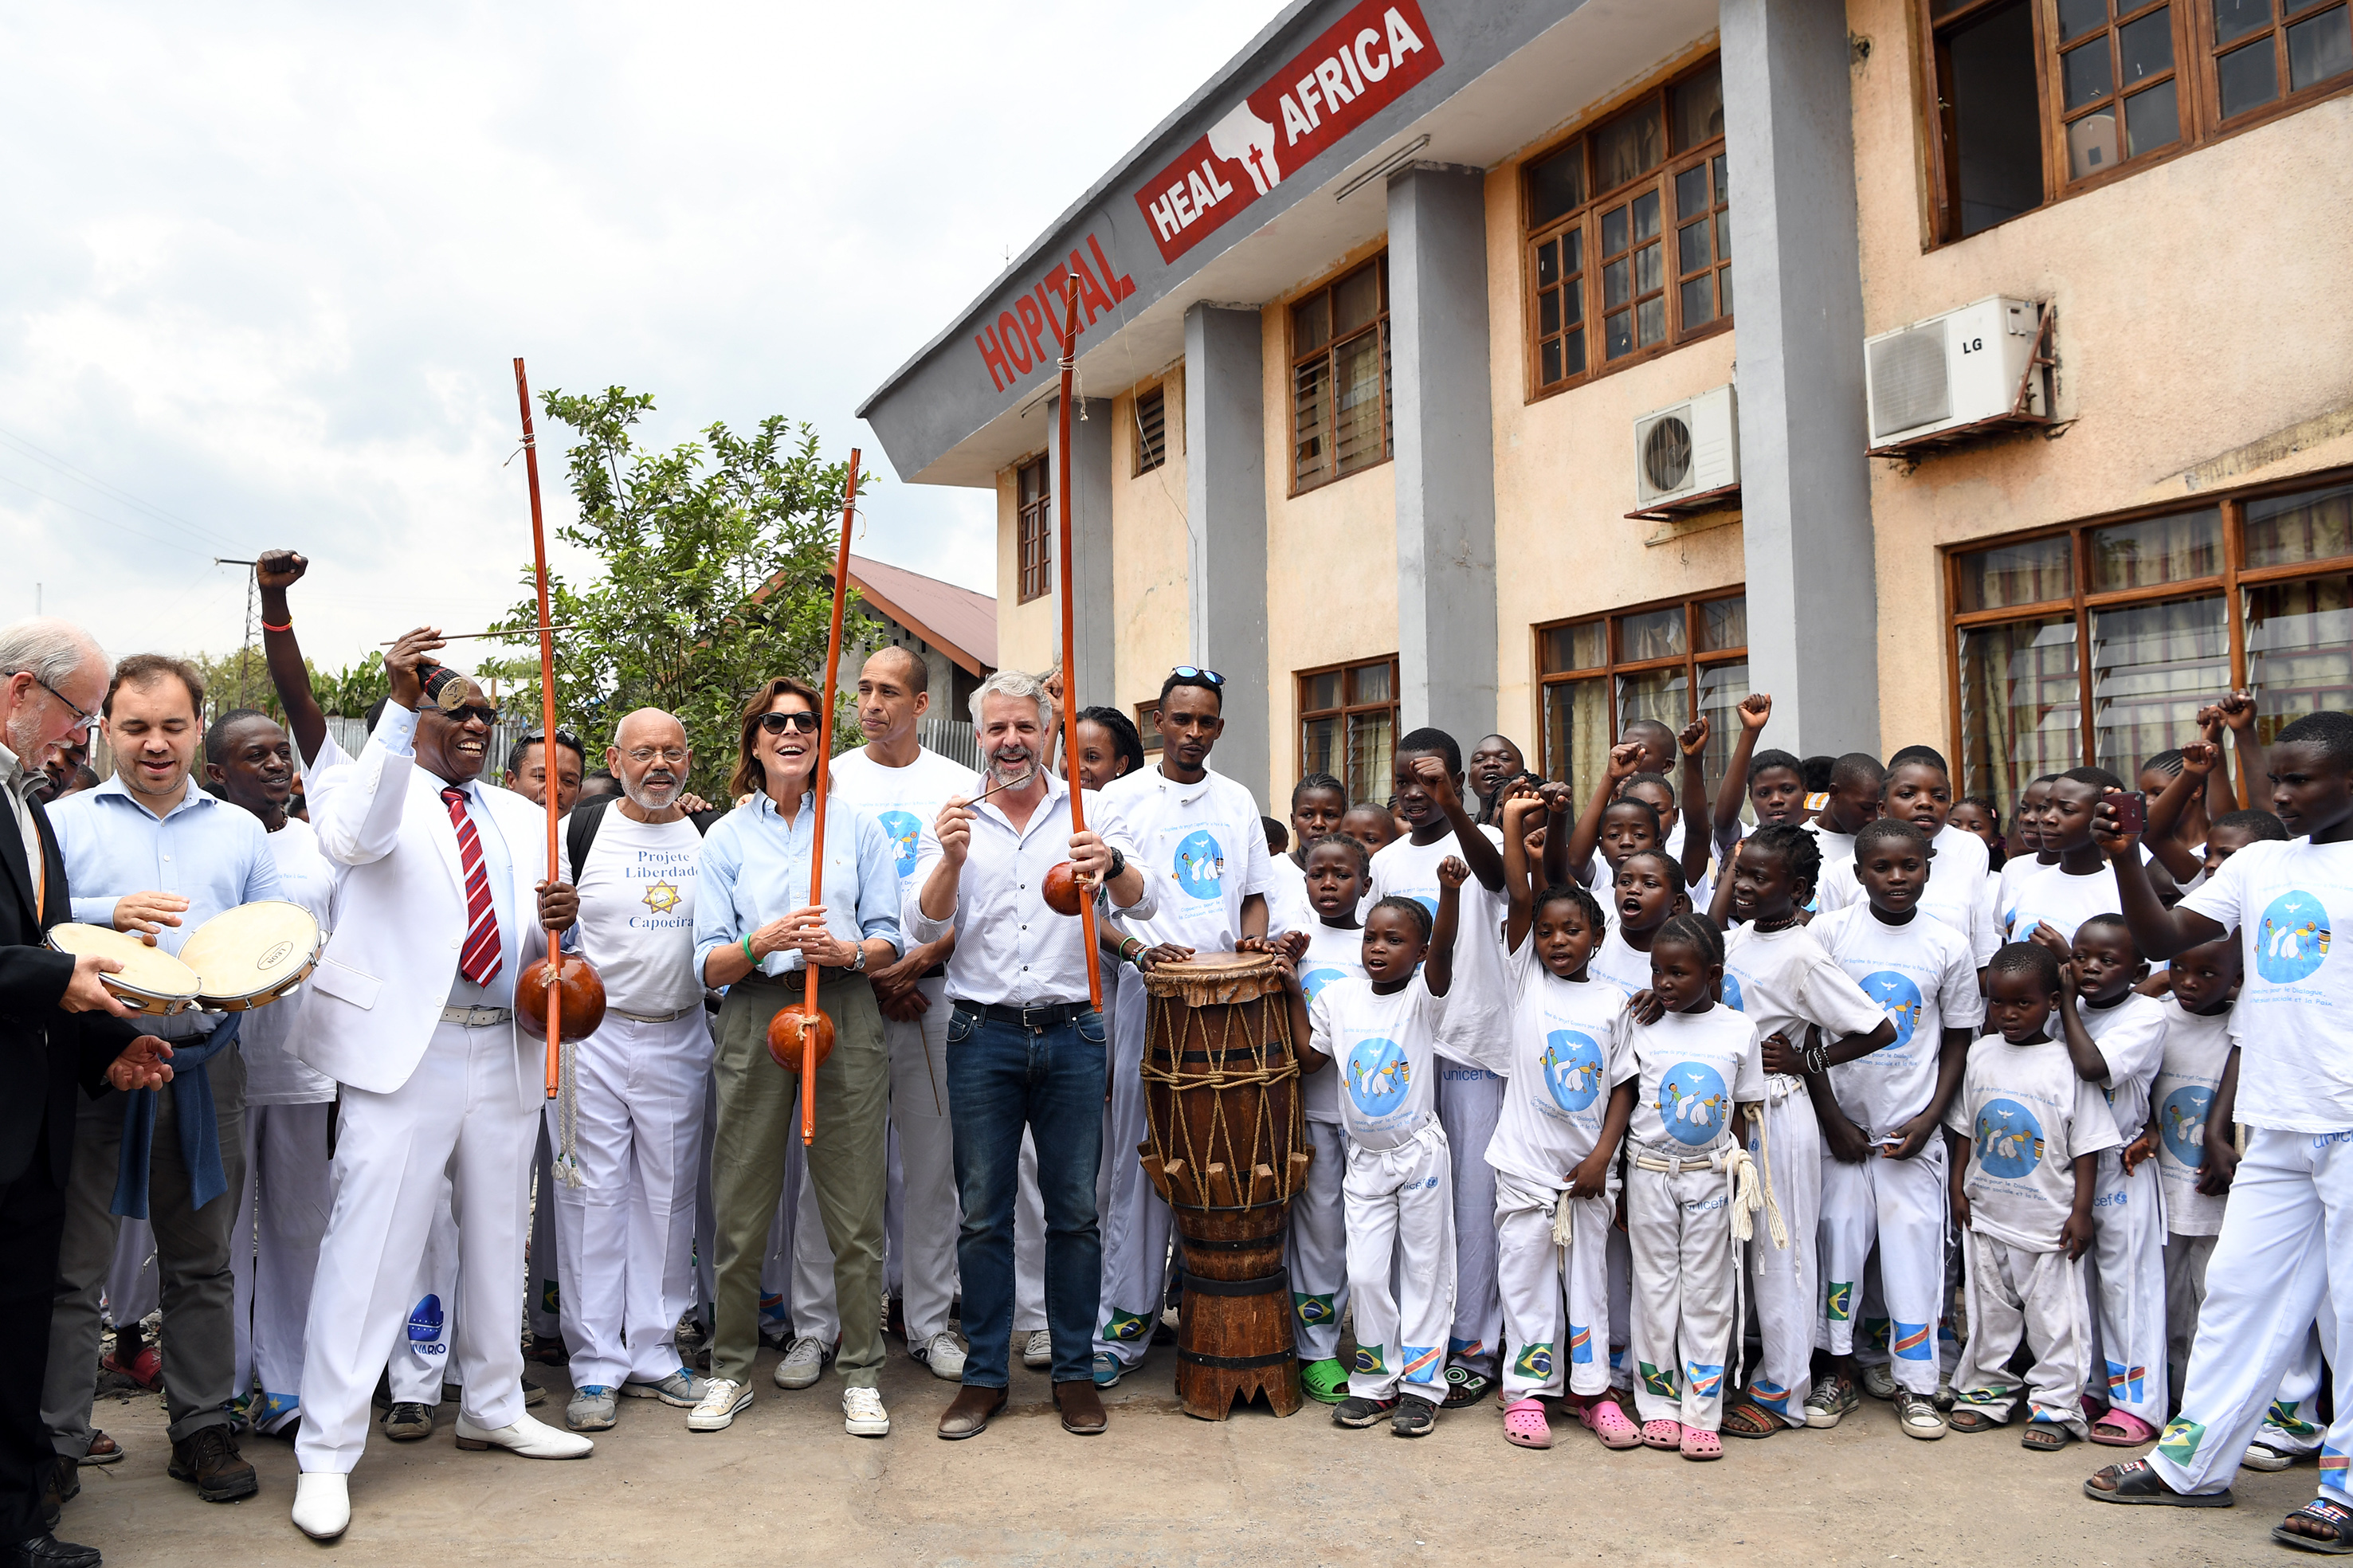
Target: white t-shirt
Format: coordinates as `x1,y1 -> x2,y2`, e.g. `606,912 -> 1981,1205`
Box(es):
1995,853 -> 2060,938
559,810 -> 705,1014
1579,817 -> 1687,889
1295,919 -> 1367,1125
2076,991 -> 2169,1147
2151,999 -> 2234,1237
1809,901 -> 1982,1141
1947,1034 -> 2124,1252
1721,921 -> 1892,1094
240,816 -> 339,1106
1818,825 -> 1998,964
1368,825 -> 1509,1064
1622,1005 -> 1763,1156
2178,837 -> 2353,1134
1265,853 -> 1311,939
1590,919 -> 1657,997
1485,937 -> 1633,1188
1310,970 -> 1448,1151
2007,861 -> 2126,947
1102,764 -> 1274,952
1806,821 -> 1857,872
829,746 -> 980,890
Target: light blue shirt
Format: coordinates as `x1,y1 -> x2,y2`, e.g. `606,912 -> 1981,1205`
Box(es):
695,790 -> 904,982
374,704 -> 519,1009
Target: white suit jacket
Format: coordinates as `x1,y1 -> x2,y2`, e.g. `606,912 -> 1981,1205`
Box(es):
297,711 -> 551,1103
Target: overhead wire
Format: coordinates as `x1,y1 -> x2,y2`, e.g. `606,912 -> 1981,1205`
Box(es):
0,423 -> 243,551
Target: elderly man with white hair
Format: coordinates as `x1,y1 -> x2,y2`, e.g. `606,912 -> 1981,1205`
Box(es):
907,669 -> 1154,1441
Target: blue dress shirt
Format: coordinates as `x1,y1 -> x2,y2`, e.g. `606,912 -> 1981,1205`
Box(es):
694,790 -> 904,983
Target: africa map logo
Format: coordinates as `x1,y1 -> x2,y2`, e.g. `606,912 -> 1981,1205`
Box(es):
2256,891 -> 2331,983
1346,1037 -> 1414,1117
1540,1029 -> 1606,1113
1174,829 -> 1226,898
2159,1085 -> 2214,1168
1860,971 -> 1923,1046
1654,1062 -> 1729,1146
1974,1098 -> 2047,1178
878,809 -> 923,879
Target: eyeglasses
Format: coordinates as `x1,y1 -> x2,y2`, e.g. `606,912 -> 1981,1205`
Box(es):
757,711 -> 821,735
1170,665 -> 1225,685
431,704 -> 499,727
624,746 -> 690,765
8,671 -> 97,735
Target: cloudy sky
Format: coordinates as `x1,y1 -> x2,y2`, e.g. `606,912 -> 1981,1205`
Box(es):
1,2 -> 1278,679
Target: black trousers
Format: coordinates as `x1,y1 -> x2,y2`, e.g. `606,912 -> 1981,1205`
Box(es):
0,1122 -> 66,1541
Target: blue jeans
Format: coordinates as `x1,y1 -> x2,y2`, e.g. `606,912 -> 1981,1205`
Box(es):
945,1003 -> 1106,1387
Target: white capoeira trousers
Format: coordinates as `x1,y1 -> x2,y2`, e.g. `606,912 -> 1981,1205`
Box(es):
547,1010 -> 708,1390
2257,1321 -> 2335,1458
1746,1082 -> 1824,1425
230,1102 -> 335,1431
2153,1128 -> 2353,1499
1492,1170 -> 1614,1399
1343,1121 -> 1456,1405
1626,1149 -> 1739,1431
528,1123 -> 561,1344
1818,1142 -> 1949,1394
297,1021 -> 535,1474
1950,1230 -> 2093,1435
1283,1120 -> 1348,1364
2084,1148 -> 2168,1427
1094,973 -> 1171,1366
2163,1231 -> 2217,1386
1435,1063 -> 1504,1378
388,1177 -> 457,1405
1607,1225 -> 1633,1391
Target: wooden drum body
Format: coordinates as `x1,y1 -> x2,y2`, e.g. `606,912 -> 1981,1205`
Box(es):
1139,952 -> 1312,1421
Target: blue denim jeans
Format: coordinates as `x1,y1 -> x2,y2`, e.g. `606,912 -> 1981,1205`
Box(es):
945,1003 -> 1107,1386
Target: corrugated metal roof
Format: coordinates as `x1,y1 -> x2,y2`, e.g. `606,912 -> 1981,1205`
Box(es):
845,553 -> 998,674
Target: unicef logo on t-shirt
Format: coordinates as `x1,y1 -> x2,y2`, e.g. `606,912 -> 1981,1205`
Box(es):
1656,1063 -> 1729,1145
1300,966 -> 1346,1002
1345,1038 -> 1413,1118
1973,1098 -> 2046,1178
2160,1085 -> 2214,1168
1720,974 -> 1744,1011
1173,830 -> 1226,899
1541,1029 -> 1606,1114
1861,971 -> 1924,1047
2256,892 -> 2332,983
877,810 -> 923,880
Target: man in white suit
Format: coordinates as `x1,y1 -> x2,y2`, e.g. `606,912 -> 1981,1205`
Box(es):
288,629 -> 589,1541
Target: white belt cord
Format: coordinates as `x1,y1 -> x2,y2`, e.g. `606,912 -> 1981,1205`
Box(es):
555,1031 -> 585,1191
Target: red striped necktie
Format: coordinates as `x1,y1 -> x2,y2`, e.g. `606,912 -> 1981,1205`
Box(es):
441,786 -> 503,986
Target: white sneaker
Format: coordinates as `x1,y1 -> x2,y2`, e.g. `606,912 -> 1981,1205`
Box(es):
1861,1363 -> 1899,1401
842,1385 -> 890,1438
774,1335 -> 829,1390
919,1331 -> 967,1382
687,1377 -> 751,1433
291,1472 -> 349,1541
453,1411 -> 594,1459
621,1367 -> 708,1407
1022,1331 -> 1053,1370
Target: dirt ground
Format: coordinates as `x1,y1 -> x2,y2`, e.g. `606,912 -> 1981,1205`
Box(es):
57,1341 -> 2316,1568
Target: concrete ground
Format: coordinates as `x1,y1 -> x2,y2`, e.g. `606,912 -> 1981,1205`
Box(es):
60,1344 -> 2316,1568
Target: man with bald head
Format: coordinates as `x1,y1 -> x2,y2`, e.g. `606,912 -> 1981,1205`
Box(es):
542,708 -> 717,1431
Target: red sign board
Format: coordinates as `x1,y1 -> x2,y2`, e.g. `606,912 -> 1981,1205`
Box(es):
1131,2 -> 1442,265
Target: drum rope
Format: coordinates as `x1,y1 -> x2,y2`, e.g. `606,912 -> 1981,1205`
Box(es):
1138,989 -> 1303,1203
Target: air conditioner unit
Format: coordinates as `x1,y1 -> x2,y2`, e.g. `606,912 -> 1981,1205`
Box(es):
1633,383 -> 1739,510
1865,296 -> 2048,451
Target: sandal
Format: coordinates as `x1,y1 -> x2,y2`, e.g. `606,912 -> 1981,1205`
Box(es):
1639,1419 -> 1682,1451
2020,1419 -> 2077,1452
81,1431 -> 124,1467
1680,1425 -> 1724,1461
2090,1409 -> 2158,1447
1577,1396 -> 1642,1451
1502,1397 -> 1552,1450
2083,1458 -> 2235,1507
1720,1399 -> 1782,1439
2274,1497 -> 2353,1554
1946,1405 -> 2010,1434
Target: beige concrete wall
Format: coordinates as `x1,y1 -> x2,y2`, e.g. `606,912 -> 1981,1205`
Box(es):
1109,369 -> 1191,723
993,460 -> 1058,676
1846,0 -> 2353,752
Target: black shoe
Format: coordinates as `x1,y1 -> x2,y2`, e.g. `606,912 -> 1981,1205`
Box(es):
5,1532 -> 103,1568
521,1376 -> 547,1409
372,1370 -> 393,1411
1331,1395 -> 1398,1429
1390,1398 -> 1437,1437
1440,1366 -> 1496,1409
382,1402 -> 434,1442
166,1427 -> 258,1503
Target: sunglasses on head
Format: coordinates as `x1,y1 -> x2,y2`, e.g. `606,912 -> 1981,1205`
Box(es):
758,711 -> 821,735
1170,665 -> 1225,685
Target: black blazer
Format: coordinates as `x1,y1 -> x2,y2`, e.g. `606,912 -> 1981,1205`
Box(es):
0,791 -> 139,1188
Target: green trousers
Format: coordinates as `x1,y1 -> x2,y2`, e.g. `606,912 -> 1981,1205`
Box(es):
710,971 -> 888,1388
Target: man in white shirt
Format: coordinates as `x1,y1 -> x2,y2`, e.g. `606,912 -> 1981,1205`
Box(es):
1092,668 -> 1273,1386
908,671 -> 1153,1441
792,649 -> 977,1385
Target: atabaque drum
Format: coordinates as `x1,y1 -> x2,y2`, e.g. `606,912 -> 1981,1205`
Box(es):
1139,951 -> 1312,1420
178,900 -> 323,1011
45,923 -> 201,1015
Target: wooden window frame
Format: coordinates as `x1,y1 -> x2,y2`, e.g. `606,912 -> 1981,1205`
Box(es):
1920,0 -> 2353,246
1132,383 -> 1168,477
1521,55 -> 1732,403
1295,655 -> 1401,800
1015,456 -> 1051,604
1288,256 -> 1394,496
1942,465 -> 2353,809
1133,698 -> 1163,755
1533,588 -> 1750,795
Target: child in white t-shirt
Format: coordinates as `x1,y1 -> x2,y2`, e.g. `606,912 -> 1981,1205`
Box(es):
2137,934 -> 2238,1396
2009,770 -> 2129,945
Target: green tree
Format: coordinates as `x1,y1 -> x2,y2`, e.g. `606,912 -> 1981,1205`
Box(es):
491,386 -> 863,796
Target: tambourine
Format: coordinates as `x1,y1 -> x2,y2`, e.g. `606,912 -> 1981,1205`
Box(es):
48,900 -> 324,1015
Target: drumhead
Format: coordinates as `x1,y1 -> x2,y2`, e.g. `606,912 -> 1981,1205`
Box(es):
1142,950 -> 1285,1005
180,900 -> 324,1005
45,923 -> 202,1005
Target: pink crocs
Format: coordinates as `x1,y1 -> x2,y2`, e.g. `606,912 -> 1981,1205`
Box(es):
1578,1395 -> 1641,1451
1502,1397 -> 1552,1449
1640,1418 -> 1683,1450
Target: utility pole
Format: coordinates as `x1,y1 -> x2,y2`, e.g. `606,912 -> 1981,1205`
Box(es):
215,559 -> 257,715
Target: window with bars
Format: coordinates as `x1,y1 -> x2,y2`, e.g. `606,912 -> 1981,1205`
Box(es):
1134,385 -> 1168,476
1948,472 -> 2353,815
1016,457 -> 1050,604
1524,58 -> 1730,397
1924,0 -> 2352,241
1298,656 -> 1398,802
1536,592 -> 1749,803
1290,257 -> 1393,493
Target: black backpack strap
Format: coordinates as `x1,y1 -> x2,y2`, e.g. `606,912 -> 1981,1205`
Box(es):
566,794 -> 613,877
688,807 -> 720,837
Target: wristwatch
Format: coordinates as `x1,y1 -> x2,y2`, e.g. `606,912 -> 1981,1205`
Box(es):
849,943 -> 869,974
1106,846 -> 1126,882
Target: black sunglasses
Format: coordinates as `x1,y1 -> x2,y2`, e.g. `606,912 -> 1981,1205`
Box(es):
1170,665 -> 1225,686
758,711 -> 821,735
429,703 -> 499,727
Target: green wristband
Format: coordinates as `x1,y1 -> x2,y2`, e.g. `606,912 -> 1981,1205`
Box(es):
742,934 -> 757,966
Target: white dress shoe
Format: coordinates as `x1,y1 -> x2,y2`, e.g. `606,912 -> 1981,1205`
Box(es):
453,1411 -> 594,1459
291,1472 -> 350,1540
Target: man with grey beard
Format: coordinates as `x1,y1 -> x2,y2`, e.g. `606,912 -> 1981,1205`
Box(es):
544,709 -> 717,1432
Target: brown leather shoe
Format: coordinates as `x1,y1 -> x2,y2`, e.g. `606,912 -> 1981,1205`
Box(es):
935,1385 -> 1007,1441
167,1427 -> 259,1503
1053,1380 -> 1107,1436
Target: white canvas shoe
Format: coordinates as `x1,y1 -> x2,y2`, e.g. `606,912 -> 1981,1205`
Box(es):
842,1386 -> 890,1438
453,1411 -> 594,1458
1022,1331 -> 1053,1370
773,1335 -> 829,1390
291,1472 -> 349,1540
688,1377 -> 751,1433
920,1331 -> 967,1382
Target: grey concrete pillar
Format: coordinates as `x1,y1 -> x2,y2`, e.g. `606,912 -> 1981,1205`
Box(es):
1721,0 -> 1880,756
1387,163 -> 1498,744
1047,395 -> 1115,709
1183,304 -> 1271,802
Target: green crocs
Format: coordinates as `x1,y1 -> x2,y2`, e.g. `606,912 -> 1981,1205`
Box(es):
1300,1358 -> 1349,1405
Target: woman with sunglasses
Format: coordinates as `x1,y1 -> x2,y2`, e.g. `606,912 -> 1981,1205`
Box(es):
691,676 -> 905,1441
